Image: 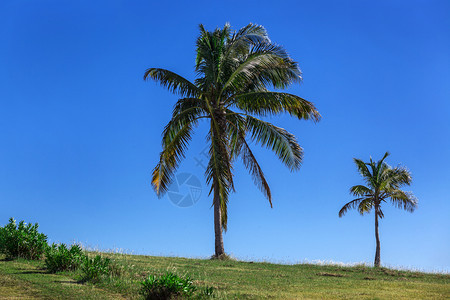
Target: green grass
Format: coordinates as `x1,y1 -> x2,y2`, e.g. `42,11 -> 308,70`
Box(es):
0,257 -> 124,299
1,253 -> 448,299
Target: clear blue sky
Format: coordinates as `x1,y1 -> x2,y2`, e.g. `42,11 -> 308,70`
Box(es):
1,0 -> 449,271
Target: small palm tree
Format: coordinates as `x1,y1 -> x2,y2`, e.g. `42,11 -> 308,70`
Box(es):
145,23 -> 320,257
339,152 -> 418,267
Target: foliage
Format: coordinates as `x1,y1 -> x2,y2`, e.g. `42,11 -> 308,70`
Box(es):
80,255 -> 110,283
339,152 -> 418,218
140,272 -> 196,299
145,23 -> 321,233
0,218 -> 48,260
44,243 -> 85,273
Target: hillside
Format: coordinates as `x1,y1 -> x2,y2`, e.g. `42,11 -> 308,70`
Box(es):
0,252 -> 448,299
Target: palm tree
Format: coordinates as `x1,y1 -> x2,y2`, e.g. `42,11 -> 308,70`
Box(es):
339,152 -> 418,267
145,23 -> 320,258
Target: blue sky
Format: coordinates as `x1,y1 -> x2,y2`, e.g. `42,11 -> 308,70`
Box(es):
0,0 -> 449,271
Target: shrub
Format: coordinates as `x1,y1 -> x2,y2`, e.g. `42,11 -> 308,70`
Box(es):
45,243 -> 85,273
80,255 -> 111,283
140,272 -> 196,300
0,217 -> 48,260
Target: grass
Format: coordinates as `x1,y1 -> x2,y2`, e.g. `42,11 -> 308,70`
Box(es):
0,257 -> 124,299
1,253 -> 449,299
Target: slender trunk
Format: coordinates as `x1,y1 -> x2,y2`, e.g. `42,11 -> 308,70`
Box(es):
374,205 -> 381,267
213,176 -> 225,258
211,105 -> 226,258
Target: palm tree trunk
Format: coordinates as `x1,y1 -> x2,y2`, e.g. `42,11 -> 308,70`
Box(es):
374,206 -> 381,267
213,177 -> 225,258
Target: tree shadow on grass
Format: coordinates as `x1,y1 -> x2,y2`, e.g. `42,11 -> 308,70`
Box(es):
0,257 -> 14,262
55,280 -> 83,285
12,270 -> 45,275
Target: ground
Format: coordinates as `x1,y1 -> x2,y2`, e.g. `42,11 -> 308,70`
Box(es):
0,253 -> 448,299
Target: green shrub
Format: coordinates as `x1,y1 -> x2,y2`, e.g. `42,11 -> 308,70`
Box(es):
45,243 -> 85,273
0,217 -> 48,260
80,255 -> 111,283
140,272 -> 196,300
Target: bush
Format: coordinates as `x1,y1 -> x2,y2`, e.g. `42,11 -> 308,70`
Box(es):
80,255 -> 111,283
0,217 -> 48,260
45,243 -> 85,273
140,272 -> 196,300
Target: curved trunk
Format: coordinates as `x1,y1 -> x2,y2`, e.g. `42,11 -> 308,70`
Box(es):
374,205 -> 381,267
213,176 -> 225,257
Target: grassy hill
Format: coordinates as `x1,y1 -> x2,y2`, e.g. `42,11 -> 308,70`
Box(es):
0,252 -> 448,299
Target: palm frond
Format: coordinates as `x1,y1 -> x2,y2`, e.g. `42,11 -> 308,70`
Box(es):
387,166 -> 412,187
339,198 -> 364,217
353,158 -> 373,187
240,136 -> 272,207
152,122 -> 195,196
246,116 -> 303,171
162,98 -> 207,147
389,190 -> 417,212
358,198 -> 374,215
224,111 -> 272,205
229,23 -> 269,48
222,42 -> 301,95
195,24 -> 229,91
225,111 -> 246,160
233,92 -> 321,122
144,68 -> 199,98
152,98 -> 207,196
373,152 -> 390,185
349,185 -> 373,197
217,24 -> 269,86
379,152 -> 390,166
377,207 -> 385,219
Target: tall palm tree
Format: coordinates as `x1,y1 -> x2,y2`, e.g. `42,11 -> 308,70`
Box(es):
339,152 -> 418,267
145,23 -> 320,258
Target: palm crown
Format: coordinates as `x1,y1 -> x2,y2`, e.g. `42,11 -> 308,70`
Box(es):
145,23 -> 320,242
339,152 -> 417,218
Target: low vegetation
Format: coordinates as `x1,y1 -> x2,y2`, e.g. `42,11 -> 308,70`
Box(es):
0,217 -> 48,260
1,219 -> 448,299
140,272 -> 197,299
80,254 -> 112,283
45,243 -> 84,272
